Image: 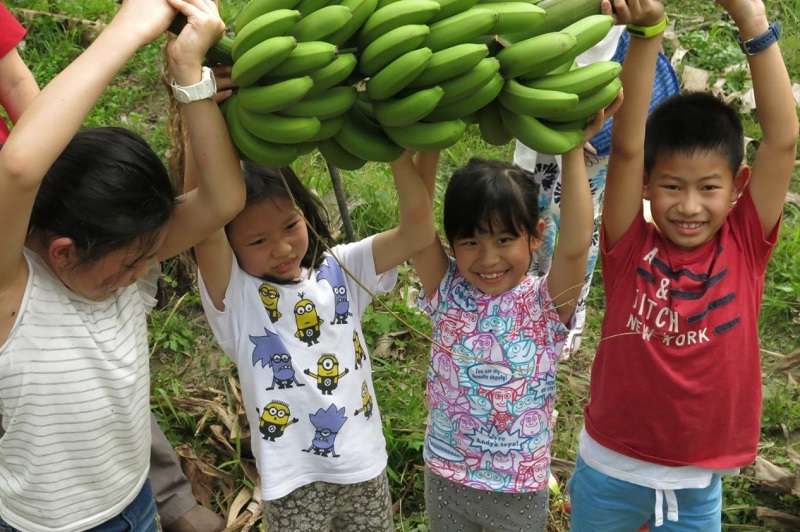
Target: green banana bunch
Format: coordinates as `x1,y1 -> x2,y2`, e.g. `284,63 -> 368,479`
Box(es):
223,0 -> 625,161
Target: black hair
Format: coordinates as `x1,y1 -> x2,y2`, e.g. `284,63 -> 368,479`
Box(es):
233,162 -> 333,270
29,127 -> 176,265
645,92 -> 744,176
443,158 -> 540,244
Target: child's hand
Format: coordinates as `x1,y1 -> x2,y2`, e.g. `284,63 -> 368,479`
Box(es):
716,0 -> 768,37
582,91 -> 624,141
212,65 -> 235,103
611,0 -> 664,27
112,0 -> 176,46
166,0 -> 225,84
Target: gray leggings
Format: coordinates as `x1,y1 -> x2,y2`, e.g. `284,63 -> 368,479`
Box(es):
425,468 -> 549,532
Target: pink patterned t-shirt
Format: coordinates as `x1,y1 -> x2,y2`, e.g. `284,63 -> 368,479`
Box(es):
420,259 -> 569,493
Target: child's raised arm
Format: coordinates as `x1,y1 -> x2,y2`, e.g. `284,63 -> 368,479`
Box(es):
719,0 -> 799,234
373,151 -> 439,275
0,0 -> 175,289
603,0 -> 665,247
391,151 -> 449,297
550,97 -> 623,324
154,0 -> 244,260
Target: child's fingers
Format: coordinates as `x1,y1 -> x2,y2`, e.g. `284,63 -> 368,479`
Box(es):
610,0 -> 631,23
605,91 -> 624,118
213,89 -> 233,104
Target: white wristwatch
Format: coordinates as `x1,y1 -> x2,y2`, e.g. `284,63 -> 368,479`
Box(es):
171,66 -> 217,104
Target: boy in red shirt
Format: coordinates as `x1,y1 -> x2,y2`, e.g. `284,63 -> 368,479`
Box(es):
570,0 -> 798,529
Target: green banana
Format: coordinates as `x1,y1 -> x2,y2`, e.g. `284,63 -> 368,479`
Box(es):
232,10 -> 301,61
498,79 -> 578,116
336,112 -> 403,162
306,53 -> 358,96
431,0 -> 480,22
318,138 -> 367,170
376,0 -> 402,8
438,57 -> 500,104
527,60 -> 621,97
538,77 -> 621,122
367,47 -> 433,101
373,86 -> 444,127
499,106 -> 583,154
385,119 -> 466,150
359,0 -> 441,46
234,0 -> 301,33
407,43 -> 488,88
496,31 -> 577,79
353,93 -> 379,124
231,36 -> 298,88
293,5 -> 353,42
282,86 -> 357,120
545,57 -> 576,75
482,2 -> 545,35
238,106 -> 322,144
477,103 -> 512,145
359,24 -> 430,76
295,141 -> 317,155
238,76 -> 314,113
427,8 -> 498,51
327,0 -> 379,46
425,72 -> 503,121
225,96 -> 298,165
561,14 -> 615,58
267,41 -> 338,78
307,115 -> 346,141
296,0 -> 331,15
529,0 -> 602,36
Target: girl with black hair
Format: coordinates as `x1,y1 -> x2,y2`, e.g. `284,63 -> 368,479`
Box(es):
188,146 -> 435,528
403,98 -> 620,531
0,1 -> 243,530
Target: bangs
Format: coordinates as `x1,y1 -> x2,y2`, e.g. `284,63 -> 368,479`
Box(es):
444,161 -> 539,243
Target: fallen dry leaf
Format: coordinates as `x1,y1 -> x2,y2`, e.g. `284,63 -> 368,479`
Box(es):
681,65 -> 710,92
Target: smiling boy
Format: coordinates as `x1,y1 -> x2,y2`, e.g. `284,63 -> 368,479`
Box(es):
569,0 -> 798,530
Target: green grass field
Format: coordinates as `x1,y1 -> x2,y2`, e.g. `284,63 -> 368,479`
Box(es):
6,0 -> 800,529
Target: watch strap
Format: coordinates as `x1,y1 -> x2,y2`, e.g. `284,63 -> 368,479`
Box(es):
171,66 -> 216,104
738,21 -> 781,55
627,16 -> 668,39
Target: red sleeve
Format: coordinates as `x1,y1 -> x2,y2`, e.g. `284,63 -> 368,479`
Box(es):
726,187 -> 780,274
0,5 -> 26,58
600,209 -> 649,290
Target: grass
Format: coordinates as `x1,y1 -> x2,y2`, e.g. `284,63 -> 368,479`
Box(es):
6,0 -> 800,529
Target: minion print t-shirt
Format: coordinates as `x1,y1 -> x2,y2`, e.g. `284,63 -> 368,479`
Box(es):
199,236 -> 396,500
420,259 -> 568,493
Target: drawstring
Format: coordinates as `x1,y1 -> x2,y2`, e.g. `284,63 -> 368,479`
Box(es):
653,489 -> 679,527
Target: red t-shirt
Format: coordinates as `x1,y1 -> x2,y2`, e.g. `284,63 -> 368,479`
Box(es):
0,4 -> 26,142
585,189 -> 779,469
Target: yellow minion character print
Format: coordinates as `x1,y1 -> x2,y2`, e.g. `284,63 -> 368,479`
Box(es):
294,292 -> 321,346
258,282 -> 282,323
353,331 -> 366,370
304,353 -> 349,395
257,400 -> 298,442
354,380 -> 374,419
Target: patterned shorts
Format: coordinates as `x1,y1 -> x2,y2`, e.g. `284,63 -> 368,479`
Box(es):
263,470 -> 394,532
425,468 -> 549,532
